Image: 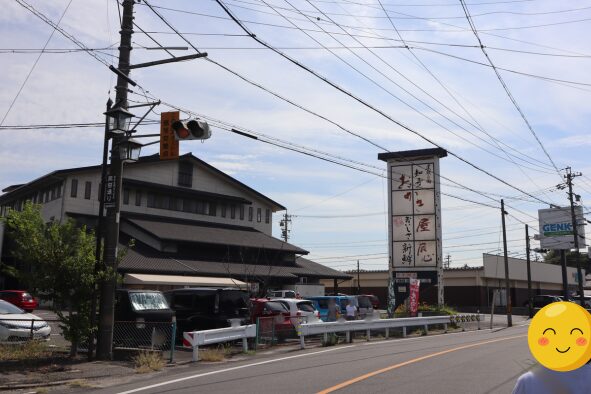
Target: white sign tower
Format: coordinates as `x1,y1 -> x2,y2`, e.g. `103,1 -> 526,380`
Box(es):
379,148 -> 447,308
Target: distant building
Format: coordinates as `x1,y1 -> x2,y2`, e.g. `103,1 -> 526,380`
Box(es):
321,253 -> 578,311
0,153 -> 350,293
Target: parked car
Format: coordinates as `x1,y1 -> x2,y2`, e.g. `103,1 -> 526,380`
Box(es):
308,296 -> 357,321
267,290 -> 296,299
355,295 -> 375,319
273,298 -> 321,325
362,294 -> 380,309
0,290 -> 38,313
0,299 -> 50,342
113,289 -> 175,348
250,298 -> 293,339
524,295 -> 562,309
164,288 -> 251,336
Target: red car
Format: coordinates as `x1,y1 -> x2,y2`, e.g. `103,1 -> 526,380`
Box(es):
0,290 -> 38,312
361,294 -> 380,309
250,298 -> 293,340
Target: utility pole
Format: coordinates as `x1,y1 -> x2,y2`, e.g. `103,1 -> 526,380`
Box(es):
501,199 -> 512,327
96,0 -> 134,360
525,225 -> 533,318
560,250 -> 569,299
357,260 -> 361,295
445,254 -> 451,269
280,212 -> 291,242
566,167 -> 585,306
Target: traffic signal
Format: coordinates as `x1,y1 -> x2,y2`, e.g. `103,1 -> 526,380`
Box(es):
171,119 -> 211,141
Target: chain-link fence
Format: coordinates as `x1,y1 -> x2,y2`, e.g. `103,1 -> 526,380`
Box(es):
112,320 -> 176,360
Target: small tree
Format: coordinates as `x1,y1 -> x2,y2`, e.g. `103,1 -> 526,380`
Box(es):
4,202 -> 97,356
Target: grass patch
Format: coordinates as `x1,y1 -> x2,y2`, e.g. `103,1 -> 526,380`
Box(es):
69,379 -> 94,388
199,346 -> 226,362
0,341 -> 52,362
132,351 -> 165,373
321,333 -> 338,347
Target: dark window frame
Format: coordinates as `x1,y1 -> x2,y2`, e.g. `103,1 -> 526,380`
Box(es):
240,205 -> 245,220
123,188 -> 130,205
257,208 -> 262,223
178,161 -> 193,188
84,181 -> 92,200
70,179 -> 78,198
265,208 -> 271,224
249,206 -> 253,222
135,190 -> 142,206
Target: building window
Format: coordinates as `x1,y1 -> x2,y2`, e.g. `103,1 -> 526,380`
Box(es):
56,183 -> 62,198
230,205 -> 236,219
135,191 -> 142,206
178,161 -> 193,187
70,179 -> 78,198
45,190 -> 50,202
123,188 -> 129,205
84,181 -> 92,200
257,208 -> 262,223
240,205 -> 244,220
209,202 -> 216,216
249,206 -> 253,222
265,208 -> 271,224
221,204 -> 227,218
51,187 -> 56,200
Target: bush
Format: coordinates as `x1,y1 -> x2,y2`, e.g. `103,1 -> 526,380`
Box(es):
132,351 -> 165,373
321,333 -> 338,347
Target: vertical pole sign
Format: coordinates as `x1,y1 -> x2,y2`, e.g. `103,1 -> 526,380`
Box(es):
160,111 -> 180,160
379,148 -> 447,311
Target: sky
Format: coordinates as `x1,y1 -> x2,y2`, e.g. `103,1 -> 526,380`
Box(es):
1,0 -> 591,273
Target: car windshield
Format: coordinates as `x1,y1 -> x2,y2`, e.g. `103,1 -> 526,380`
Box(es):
129,292 -> 169,311
297,301 -> 316,313
0,300 -> 25,314
265,301 -> 288,313
357,296 -> 372,308
219,291 -> 250,315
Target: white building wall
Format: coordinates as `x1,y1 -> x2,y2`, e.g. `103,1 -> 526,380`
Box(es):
483,254 -> 578,286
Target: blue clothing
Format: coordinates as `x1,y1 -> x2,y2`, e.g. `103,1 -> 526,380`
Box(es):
512,364 -> 591,394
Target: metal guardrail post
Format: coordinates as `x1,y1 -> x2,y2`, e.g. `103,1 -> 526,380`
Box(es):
192,345 -> 199,362
242,337 -> 248,353
30,319 -> 34,340
424,324 -> 428,335
385,327 -> 389,338
346,331 -> 351,343
402,326 -> 407,338
443,323 -> 448,333
477,311 -> 481,330
366,329 -> 371,341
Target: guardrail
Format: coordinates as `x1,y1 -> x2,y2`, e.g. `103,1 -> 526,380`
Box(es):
297,314 -> 481,349
183,324 -> 257,362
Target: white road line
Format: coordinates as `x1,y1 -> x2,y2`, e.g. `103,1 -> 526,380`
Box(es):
117,322 -> 529,394
117,345 -> 356,394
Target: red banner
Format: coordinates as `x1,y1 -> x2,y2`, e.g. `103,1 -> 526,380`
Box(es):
409,278 -> 420,317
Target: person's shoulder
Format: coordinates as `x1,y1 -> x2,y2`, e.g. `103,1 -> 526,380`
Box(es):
512,371 -> 534,394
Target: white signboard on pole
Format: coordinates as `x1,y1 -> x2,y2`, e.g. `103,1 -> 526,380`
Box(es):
379,148 -> 447,308
538,207 -> 586,250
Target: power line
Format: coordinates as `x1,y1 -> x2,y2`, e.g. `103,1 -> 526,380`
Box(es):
459,0 -> 562,182
215,0 -> 555,207
2,0 -> 73,126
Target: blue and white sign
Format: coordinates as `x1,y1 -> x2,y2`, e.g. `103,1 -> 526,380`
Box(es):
538,207 -> 586,250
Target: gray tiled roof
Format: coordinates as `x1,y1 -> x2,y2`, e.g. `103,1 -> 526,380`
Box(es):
126,217 -> 307,254
119,246 -> 351,280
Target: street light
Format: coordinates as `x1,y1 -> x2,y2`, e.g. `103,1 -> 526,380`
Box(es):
117,138 -> 142,162
104,106 -> 134,134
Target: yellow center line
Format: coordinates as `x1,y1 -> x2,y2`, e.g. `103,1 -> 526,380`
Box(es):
317,334 -> 526,394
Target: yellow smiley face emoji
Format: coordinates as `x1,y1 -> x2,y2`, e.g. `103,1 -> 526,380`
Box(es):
528,301 -> 591,371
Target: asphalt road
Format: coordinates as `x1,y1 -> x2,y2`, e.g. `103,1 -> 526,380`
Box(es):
92,322 -> 533,394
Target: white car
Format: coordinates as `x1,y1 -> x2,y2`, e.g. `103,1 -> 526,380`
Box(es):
273,298 -> 322,325
0,300 -> 51,342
